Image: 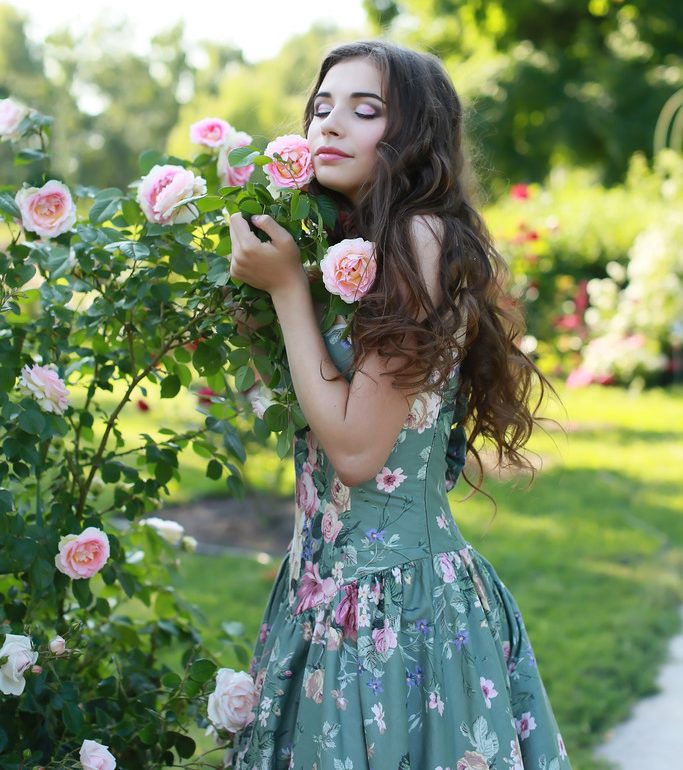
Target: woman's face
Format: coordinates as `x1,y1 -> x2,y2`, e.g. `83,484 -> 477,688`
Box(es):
307,57 -> 387,205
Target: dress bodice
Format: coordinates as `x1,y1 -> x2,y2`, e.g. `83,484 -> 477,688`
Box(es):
285,319 -> 469,613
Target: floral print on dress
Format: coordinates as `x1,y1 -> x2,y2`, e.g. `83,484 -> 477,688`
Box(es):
230,322 -> 572,770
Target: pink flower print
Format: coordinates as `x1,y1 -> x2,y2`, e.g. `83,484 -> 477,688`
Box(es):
439,553 -> 456,583
515,711 -> 537,740
331,688 -> 348,710
436,514 -> 448,530
502,641 -> 511,662
480,676 -> 498,708
296,461 -> 319,519
557,732 -> 567,759
372,620 -> 397,653
294,561 -> 337,615
375,466 -> 407,493
303,668 -> 325,704
335,581 -> 358,640
509,739 -> 523,770
428,690 -> 445,716
258,623 -> 270,644
371,702 -> 386,733
321,503 -> 343,544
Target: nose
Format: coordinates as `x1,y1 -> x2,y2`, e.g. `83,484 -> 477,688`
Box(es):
319,107 -> 343,137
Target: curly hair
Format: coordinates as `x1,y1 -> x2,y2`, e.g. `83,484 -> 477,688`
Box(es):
303,40 -> 555,489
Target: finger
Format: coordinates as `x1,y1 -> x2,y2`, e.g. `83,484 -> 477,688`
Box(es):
229,213 -> 254,251
251,214 -> 290,246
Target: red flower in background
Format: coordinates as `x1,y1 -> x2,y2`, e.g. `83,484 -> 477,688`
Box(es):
510,184 -> 530,200
197,387 -> 219,405
136,399 -> 149,412
184,337 -> 206,353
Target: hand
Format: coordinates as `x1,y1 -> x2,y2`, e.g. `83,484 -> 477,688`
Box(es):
229,212 -> 306,296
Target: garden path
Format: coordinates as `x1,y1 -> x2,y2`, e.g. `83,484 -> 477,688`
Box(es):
593,604 -> 683,769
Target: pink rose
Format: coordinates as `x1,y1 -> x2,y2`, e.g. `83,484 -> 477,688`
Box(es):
321,503 -> 342,544
0,97 -> 30,141
217,130 -> 255,187
264,134 -> 314,189
321,238 -> 377,304
207,668 -> 256,733
79,739 -> 116,770
136,164 -> 207,225
48,635 -> 66,656
334,581 -> 358,640
295,560 -> 337,615
295,461 -> 320,519
189,117 -> 234,148
55,526 -> 110,580
303,667 -> 325,704
15,180 -> 76,238
372,621 -> 397,653
19,363 -> 70,415
439,553 -> 456,584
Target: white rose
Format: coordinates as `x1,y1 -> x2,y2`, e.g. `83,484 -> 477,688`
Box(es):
140,516 -> 185,545
181,535 -> 198,553
207,668 -> 256,733
0,97 -> 30,141
0,634 -> 38,696
79,739 -> 116,770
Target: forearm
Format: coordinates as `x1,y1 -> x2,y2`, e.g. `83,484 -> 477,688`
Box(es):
270,277 -> 352,462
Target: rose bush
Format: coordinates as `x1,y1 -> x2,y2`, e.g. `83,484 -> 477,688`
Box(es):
0,101 -> 354,768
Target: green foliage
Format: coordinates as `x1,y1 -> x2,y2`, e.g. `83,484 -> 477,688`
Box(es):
0,109 -> 289,767
483,150 -> 683,381
368,0 -> 683,186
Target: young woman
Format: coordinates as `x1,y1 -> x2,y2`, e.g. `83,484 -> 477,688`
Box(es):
227,40 -> 571,770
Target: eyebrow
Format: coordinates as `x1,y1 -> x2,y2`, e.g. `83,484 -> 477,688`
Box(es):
314,91 -> 386,104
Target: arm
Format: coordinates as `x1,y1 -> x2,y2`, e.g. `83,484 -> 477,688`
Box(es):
229,213 -> 442,486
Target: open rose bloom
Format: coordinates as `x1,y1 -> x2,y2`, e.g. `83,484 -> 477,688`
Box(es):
19,363 -> 70,415
136,164 -> 207,225
0,97 -> 30,141
0,634 -> 38,696
55,526 -> 110,579
15,180 -> 76,239
80,739 -> 116,770
264,134 -> 314,189
189,117 -> 234,148
320,238 -> 377,303
207,668 -> 257,733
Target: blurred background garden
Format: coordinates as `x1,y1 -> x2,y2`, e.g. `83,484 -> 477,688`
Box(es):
1,1 -> 682,768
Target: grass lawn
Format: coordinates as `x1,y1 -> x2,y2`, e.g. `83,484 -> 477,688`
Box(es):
116,381 -> 683,770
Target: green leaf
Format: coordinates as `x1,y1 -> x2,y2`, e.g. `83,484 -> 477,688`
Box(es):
188,657 -> 217,683
72,578 -> 93,608
192,342 -> 223,377
63,701 -> 84,734
161,671 -> 182,689
228,147 -> 259,168
155,462 -> 174,485
18,405 -> 46,435
160,374 -> 181,399
240,199 -> 263,216
173,733 -> 196,759
195,195 -> 225,213
292,195 -> 310,220
234,366 -> 255,391
139,149 -> 165,175
15,148 -> 47,164
206,459 -> 222,480
0,192 -> 21,219
89,197 -> 121,225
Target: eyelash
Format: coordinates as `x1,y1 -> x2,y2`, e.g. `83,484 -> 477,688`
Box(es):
313,108 -> 379,120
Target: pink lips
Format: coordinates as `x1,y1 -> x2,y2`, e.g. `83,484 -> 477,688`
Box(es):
316,146 -> 351,161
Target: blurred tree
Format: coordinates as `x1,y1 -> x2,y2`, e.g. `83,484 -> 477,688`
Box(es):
169,24 -> 358,157
364,0 -> 683,187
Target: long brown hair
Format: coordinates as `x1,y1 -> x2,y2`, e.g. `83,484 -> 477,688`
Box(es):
304,40 -> 555,488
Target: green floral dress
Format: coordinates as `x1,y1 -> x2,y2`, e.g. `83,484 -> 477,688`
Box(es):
231,322 -> 572,770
